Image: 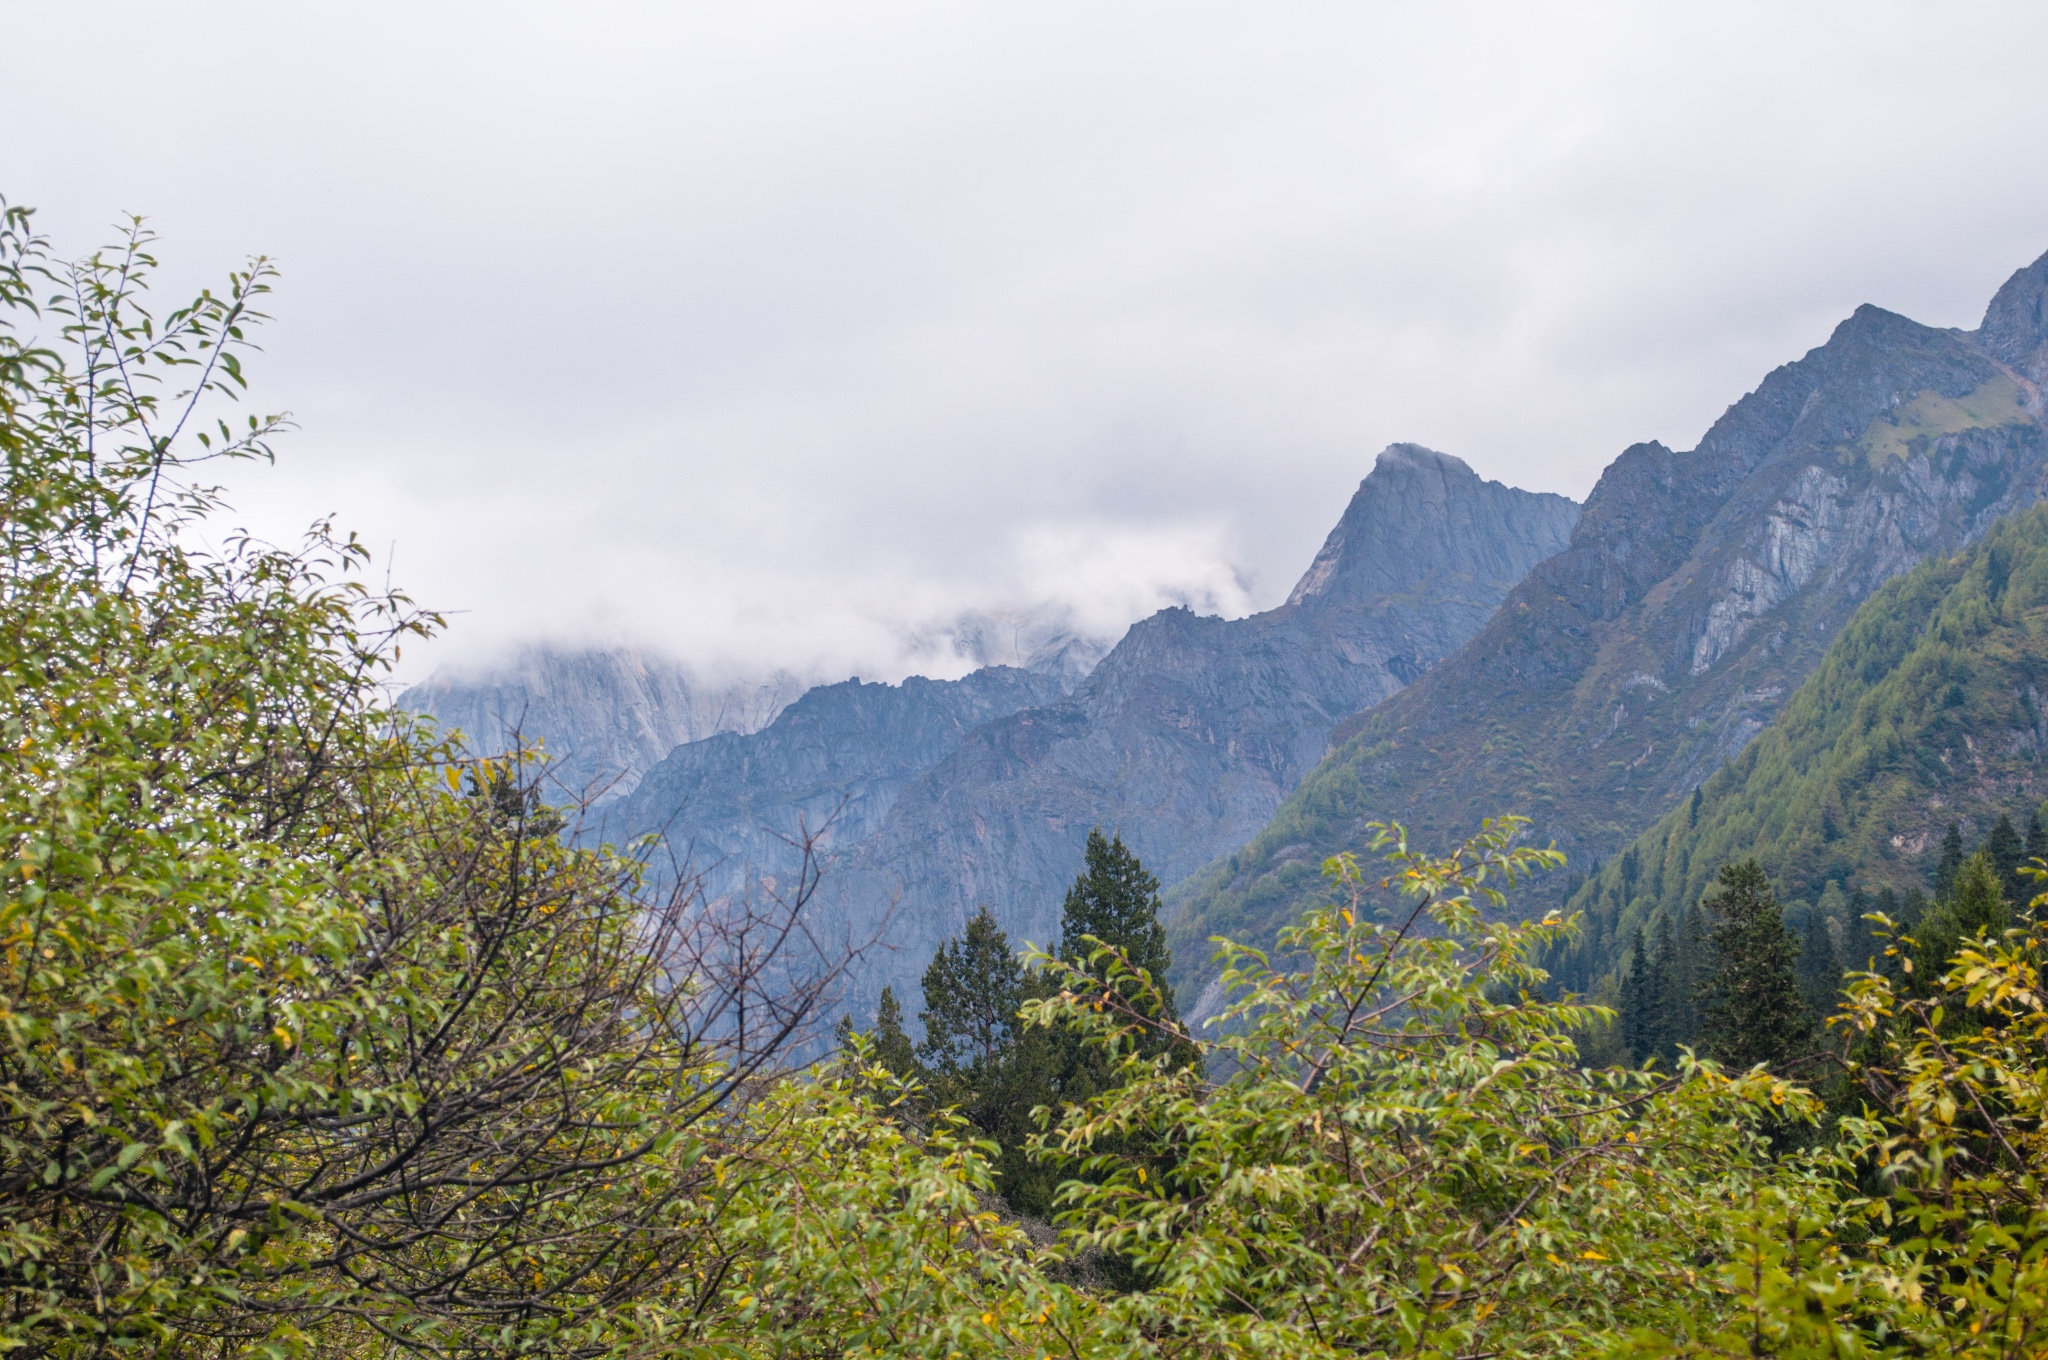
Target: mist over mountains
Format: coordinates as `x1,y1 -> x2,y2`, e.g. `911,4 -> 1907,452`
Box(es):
408,243 -> 2048,1028
409,448 -> 1577,1012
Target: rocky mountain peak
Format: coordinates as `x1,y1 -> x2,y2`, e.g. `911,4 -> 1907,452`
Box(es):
1284,443 -> 1578,608
1978,247 -> 2048,388
1177,245 -> 2048,996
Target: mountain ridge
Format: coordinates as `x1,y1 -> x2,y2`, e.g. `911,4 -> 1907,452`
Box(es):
1168,251 -> 2048,1001
600,665 -> 1070,901
808,446 -> 1579,1018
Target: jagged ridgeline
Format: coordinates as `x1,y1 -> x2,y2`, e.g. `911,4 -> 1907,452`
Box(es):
1168,248 -> 2048,1000
1551,501 -> 2048,992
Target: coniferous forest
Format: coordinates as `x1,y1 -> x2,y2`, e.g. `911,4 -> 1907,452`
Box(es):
8,202 -> 2048,1360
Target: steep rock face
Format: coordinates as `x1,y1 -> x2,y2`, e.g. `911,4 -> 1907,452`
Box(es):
1550,502 -> 2048,994
815,447 -> 1579,1015
1173,250 -> 2048,1001
603,666 -> 1069,899
399,646 -> 804,803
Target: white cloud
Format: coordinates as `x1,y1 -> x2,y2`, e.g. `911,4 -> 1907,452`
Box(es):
7,1 -> 2047,684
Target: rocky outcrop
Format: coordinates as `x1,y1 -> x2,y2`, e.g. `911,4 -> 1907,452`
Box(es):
399,646 -> 805,803
807,447 -> 1579,1018
1173,249 -> 2048,1002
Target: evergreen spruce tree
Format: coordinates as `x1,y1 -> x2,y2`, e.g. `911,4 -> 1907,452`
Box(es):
1038,831 -> 1197,1237
1933,822 -> 1965,900
2020,807 -> 2048,917
1620,928 -> 1655,1063
1669,905 -> 1707,1050
1649,915 -> 1685,1060
1046,829 -> 1196,1092
1845,886 -> 1878,972
870,985 -> 918,1078
833,985 -> 921,1085
1796,904 -> 1842,1018
1911,849 -> 2010,988
1987,813 -> 2026,909
917,909 -> 1058,1211
1059,829 -> 1175,999
918,908 -> 1025,1085
1695,860 -> 1809,1071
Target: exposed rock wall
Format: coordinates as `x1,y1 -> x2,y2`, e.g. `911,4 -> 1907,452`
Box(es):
1173,249 -> 2048,1005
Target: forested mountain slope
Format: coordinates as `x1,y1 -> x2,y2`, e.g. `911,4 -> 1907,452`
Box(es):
1550,500 -> 2048,991
814,445 -> 1578,1016
1170,249 -> 2048,999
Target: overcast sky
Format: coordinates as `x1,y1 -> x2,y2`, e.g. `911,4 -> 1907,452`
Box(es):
8,3 -> 2048,684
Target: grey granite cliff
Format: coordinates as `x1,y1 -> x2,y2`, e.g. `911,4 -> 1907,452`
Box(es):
1174,248 -> 2048,1010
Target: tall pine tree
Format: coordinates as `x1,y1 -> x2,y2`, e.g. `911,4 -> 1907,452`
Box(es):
1046,829 -> 1196,1100
1620,927 -> 1656,1063
918,908 -> 1025,1083
1043,831 -> 1193,1278
1986,813 -> 2025,910
866,986 -> 919,1078
1620,917 -> 1681,1065
1670,905 -> 1707,1049
833,985 -> 921,1090
1933,822 -> 1965,900
1911,849 -> 2010,989
1796,904 -> 1842,1019
2020,806 -> 2048,917
917,908 -> 1059,1211
1059,830 -> 1177,1013
1695,860 -> 1809,1071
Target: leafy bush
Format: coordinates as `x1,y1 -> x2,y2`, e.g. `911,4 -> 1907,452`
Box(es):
0,203 -> 836,1357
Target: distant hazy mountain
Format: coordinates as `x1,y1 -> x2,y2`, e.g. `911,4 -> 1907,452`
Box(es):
808,445 -> 1580,1018
1173,248 -> 2048,1007
399,646 -> 806,802
1551,500 -> 2048,993
600,665 -> 1071,901
917,607 -> 1117,685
